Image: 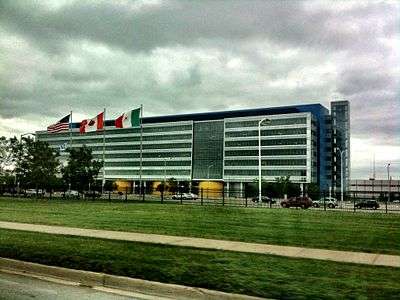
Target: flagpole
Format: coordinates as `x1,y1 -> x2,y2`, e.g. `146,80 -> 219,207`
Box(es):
69,111 -> 73,149
102,108 -> 106,195
139,104 -> 143,198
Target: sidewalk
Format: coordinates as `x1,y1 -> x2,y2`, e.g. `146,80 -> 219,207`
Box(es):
0,221 -> 399,268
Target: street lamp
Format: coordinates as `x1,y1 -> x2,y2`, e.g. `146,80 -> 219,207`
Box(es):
258,117 -> 271,202
164,158 -> 167,186
336,147 -> 345,207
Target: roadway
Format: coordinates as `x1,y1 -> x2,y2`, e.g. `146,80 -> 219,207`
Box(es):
0,271 -> 140,300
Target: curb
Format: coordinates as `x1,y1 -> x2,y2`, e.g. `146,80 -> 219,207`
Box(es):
0,257 -> 266,300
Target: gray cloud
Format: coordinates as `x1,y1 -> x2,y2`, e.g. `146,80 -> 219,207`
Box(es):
0,0 -> 399,178
1,1 -> 396,54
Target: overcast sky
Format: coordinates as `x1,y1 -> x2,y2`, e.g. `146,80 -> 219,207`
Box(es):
0,0 -> 399,179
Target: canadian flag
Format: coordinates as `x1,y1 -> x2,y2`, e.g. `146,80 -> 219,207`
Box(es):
80,112 -> 104,133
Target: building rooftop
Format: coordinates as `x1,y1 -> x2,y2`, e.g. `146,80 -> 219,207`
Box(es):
67,103 -> 328,128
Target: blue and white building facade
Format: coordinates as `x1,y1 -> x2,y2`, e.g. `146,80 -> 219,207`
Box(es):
36,101 -> 350,193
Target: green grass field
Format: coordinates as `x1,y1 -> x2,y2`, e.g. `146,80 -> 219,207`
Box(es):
0,197 -> 399,255
1,228 -> 399,299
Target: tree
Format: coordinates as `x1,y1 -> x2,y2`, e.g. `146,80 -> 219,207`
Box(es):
0,136 -> 13,176
62,146 -> 102,193
167,177 -> 178,193
306,183 -> 320,200
249,176 -> 301,198
248,178 -> 277,198
10,137 -> 60,192
104,180 -> 118,192
275,176 -> 300,198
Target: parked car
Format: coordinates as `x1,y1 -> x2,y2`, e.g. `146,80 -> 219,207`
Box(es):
84,191 -> 101,198
65,190 -> 79,198
355,200 -> 379,210
312,197 -> 338,208
187,193 -> 198,199
251,196 -> 276,204
281,196 -> 313,209
171,193 -> 198,200
24,189 -> 45,197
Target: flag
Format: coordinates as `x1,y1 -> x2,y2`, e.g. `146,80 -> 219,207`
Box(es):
80,112 -> 104,133
115,108 -> 141,128
47,114 -> 70,133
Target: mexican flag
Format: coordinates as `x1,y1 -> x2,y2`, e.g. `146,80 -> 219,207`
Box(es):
115,108 -> 141,128
80,112 -> 104,133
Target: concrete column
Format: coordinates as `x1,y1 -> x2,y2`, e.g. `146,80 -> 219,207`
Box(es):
239,182 -> 243,198
226,182 -> 230,198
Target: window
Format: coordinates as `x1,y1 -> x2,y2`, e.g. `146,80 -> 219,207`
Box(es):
225,128 -> 307,138
225,138 -> 306,147
224,169 -> 307,176
224,159 -> 307,166
225,148 -> 307,156
225,117 -> 307,129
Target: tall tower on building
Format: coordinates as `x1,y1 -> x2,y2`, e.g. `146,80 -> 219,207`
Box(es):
331,100 -> 350,192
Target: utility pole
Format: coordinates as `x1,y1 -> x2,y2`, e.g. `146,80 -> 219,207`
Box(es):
336,147 -> 345,208
387,163 -> 391,203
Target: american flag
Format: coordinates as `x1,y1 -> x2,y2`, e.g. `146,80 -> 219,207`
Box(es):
47,114 -> 71,133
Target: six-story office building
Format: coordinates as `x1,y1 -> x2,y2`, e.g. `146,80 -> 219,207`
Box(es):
36,101 -> 350,194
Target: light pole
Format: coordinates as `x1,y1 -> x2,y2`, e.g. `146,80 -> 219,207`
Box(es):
336,147 -> 345,207
164,158 -> 167,186
258,117 -> 271,202
387,163 -> 391,203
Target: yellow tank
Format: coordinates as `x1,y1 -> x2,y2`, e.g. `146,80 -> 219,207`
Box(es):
114,180 -> 131,192
152,181 -> 162,195
198,181 -> 223,198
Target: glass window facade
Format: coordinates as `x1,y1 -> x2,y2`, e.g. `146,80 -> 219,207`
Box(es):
192,121 -> 224,179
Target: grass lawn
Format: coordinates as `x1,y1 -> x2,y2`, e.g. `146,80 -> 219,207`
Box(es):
0,197 -> 399,255
0,228 -> 399,299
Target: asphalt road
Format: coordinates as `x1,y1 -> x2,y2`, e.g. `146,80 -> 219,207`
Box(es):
0,271 -> 139,300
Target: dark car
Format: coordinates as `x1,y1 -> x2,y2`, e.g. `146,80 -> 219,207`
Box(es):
281,196 -> 313,209
251,196 -> 276,204
84,191 -> 102,198
355,200 -> 379,210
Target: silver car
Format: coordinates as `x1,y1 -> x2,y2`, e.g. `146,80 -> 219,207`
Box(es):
312,197 -> 338,208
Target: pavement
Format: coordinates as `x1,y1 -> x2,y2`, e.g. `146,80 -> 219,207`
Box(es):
0,270 -> 141,300
0,221 -> 399,268
0,258 -> 265,300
